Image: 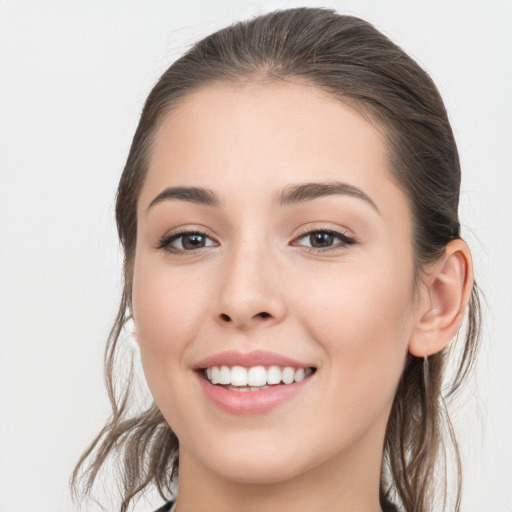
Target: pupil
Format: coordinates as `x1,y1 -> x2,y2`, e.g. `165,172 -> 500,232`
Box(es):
311,232 -> 333,247
183,234 -> 205,249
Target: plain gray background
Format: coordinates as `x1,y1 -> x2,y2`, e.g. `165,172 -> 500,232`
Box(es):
1,1 -> 511,511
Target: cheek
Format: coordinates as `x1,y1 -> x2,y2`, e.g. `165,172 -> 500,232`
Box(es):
131,259 -> 214,430
297,259 -> 414,395
131,256 -> 207,377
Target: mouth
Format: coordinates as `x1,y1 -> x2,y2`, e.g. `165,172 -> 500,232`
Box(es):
193,350 -> 317,414
200,365 -> 317,392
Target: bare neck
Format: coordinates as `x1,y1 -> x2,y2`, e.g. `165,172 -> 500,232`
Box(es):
174,433 -> 385,512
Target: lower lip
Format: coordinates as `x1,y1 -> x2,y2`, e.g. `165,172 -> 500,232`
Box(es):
196,372 -> 314,415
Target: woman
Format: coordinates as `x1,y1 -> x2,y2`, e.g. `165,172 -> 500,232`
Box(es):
72,8 -> 481,512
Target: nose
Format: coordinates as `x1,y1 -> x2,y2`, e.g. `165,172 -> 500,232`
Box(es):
214,239 -> 286,331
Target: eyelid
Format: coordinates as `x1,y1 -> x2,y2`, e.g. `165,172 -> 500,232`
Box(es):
291,225 -> 357,252
156,227 -> 219,254
156,224 -> 357,255
293,224 -> 354,239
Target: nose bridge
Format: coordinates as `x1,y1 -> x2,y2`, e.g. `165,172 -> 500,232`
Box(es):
215,232 -> 285,330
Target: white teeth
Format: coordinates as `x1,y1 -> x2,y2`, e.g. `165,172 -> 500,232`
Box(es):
226,385 -> 272,392
267,365 -> 282,385
294,368 -> 306,382
204,364 -> 314,388
282,367 -> 295,384
231,366 -> 248,386
219,365 -> 231,385
248,366 -> 267,386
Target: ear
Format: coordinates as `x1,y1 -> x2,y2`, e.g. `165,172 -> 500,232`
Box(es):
408,239 -> 474,357
129,329 -> 141,354
128,315 -> 141,348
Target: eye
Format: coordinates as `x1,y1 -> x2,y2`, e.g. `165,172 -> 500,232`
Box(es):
292,228 -> 356,252
157,230 -> 218,254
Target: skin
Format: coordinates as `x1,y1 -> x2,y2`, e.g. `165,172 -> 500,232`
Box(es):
131,81 -> 471,512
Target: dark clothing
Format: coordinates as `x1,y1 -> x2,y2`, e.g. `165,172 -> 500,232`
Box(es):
383,498 -> 399,512
154,498 -> 399,511
154,502 -> 173,512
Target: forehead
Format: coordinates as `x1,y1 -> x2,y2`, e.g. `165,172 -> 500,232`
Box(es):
141,81 -> 407,222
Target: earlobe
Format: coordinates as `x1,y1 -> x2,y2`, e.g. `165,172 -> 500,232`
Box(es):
129,329 -> 141,354
408,239 -> 473,357
128,315 -> 141,348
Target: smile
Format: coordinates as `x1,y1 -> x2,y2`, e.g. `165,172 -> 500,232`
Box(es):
203,365 -> 315,390
194,350 -> 317,414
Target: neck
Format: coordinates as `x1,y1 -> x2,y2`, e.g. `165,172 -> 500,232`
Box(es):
175,424 -> 386,512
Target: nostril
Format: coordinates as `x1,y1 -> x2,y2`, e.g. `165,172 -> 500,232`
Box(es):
259,312 -> 270,318
220,313 -> 230,322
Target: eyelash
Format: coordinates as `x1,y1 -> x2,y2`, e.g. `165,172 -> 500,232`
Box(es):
156,227 -> 356,255
293,227 -> 356,253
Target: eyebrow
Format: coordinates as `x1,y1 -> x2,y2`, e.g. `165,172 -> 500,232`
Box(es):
148,186 -> 221,210
147,180 -> 379,213
275,181 -> 379,212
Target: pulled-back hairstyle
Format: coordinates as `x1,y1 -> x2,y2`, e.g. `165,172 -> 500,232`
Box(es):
72,8 -> 482,512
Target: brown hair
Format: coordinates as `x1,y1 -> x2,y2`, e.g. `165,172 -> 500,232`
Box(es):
71,8 -> 482,512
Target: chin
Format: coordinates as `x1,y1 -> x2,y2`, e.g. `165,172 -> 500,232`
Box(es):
208,456 -> 306,485
190,432 -> 330,486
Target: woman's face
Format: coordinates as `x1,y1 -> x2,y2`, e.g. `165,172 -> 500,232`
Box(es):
132,81 -> 419,485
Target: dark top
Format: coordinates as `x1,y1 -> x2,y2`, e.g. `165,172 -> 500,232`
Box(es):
154,502 -> 173,512
154,498 -> 399,511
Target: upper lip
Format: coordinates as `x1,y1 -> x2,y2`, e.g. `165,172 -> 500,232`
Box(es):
193,350 -> 315,370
